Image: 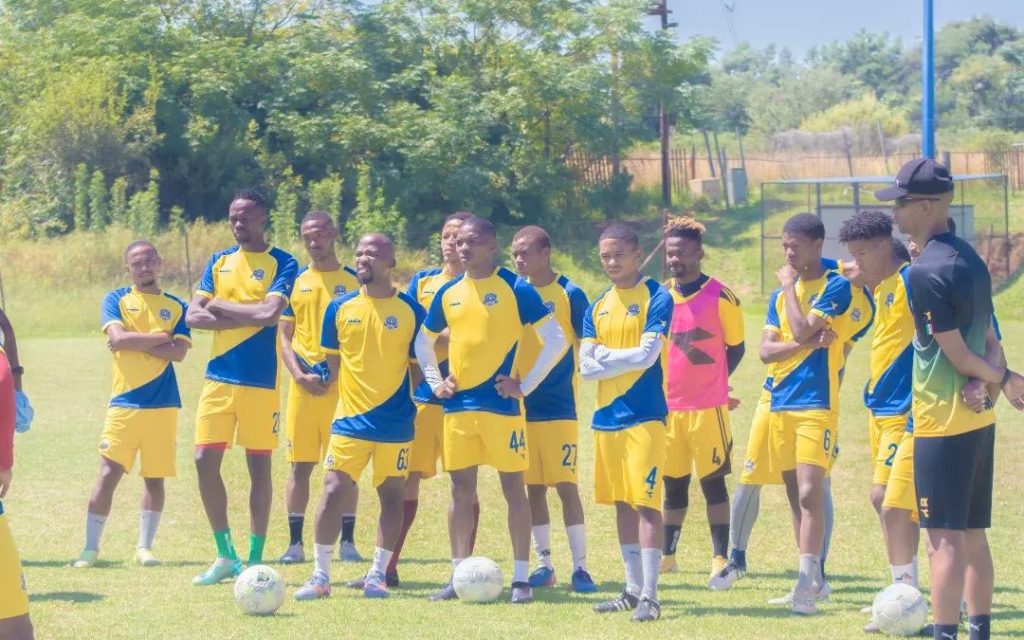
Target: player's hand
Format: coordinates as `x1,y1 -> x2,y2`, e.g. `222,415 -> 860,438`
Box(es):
495,374 -> 524,399
776,265 -> 797,288
1001,370 -> 1024,411
0,468 -> 11,499
297,373 -> 330,396
727,386 -> 741,410
961,378 -> 991,413
434,375 -> 457,400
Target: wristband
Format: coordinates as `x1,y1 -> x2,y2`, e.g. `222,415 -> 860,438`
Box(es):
1000,368 -> 1013,389
9,366 -> 23,375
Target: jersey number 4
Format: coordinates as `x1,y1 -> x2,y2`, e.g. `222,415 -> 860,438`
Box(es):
509,429 -> 526,454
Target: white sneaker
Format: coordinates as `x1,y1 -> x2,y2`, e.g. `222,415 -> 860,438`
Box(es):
708,561 -> 746,591
791,588 -> 817,615
768,582 -> 830,606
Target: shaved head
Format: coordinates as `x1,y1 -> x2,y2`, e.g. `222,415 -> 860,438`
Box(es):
124,239 -> 158,262
512,225 -> 551,250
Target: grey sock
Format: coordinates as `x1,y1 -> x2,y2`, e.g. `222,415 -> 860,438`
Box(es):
730,483 -> 761,553
821,478 -> 834,574
139,510 -> 162,550
85,513 -> 107,552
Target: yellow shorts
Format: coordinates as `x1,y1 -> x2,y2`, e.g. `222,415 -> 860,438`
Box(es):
882,432 -> 918,524
0,510 -> 29,621
870,413 -> 909,486
324,434 -> 411,487
443,411 -> 528,473
284,381 -> 337,464
524,420 -> 579,486
665,407 -> 732,480
195,380 -> 280,450
593,421 -> 667,510
776,409 -> 838,471
409,403 -> 444,478
99,407 -> 178,478
740,393 -> 782,485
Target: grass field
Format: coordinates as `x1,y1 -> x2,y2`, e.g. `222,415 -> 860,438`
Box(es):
6,313 -> 1024,640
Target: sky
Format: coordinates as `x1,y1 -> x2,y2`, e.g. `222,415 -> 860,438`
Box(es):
654,0 -> 1024,59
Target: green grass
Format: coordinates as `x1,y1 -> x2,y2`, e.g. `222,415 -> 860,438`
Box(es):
7,314 -> 1024,640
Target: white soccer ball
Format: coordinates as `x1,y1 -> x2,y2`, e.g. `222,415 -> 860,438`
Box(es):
234,564 -> 286,615
872,583 -> 928,636
452,556 -> 503,603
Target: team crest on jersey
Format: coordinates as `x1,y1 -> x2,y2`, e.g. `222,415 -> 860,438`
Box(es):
483,293 -> 499,307
886,292 -> 895,307
252,268 -> 265,281
543,301 -> 556,313
627,304 -> 641,316
851,308 -> 862,322
334,285 -> 347,297
384,315 -> 399,330
159,308 -> 172,321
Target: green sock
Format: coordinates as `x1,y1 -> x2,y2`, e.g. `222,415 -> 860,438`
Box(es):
214,529 -> 238,561
248,533 -> 266,565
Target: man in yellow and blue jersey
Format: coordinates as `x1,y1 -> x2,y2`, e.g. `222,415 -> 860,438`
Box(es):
579,223 -> 673,623
185,189 -> 298,585
415,215 -> 567,604
72,241 -> 191,570
293,233 -> 423,601
510,225 -> 596,593
276,211 -> 364,566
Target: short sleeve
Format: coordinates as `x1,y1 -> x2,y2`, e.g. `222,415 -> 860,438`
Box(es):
582,303 -> 597,342
514,279 -> 549,326
718,288 -> 745,346
765,290 -> 781,332
909,262 -> 958,334
567,286 -> 590,339
281,297 -> 295,320
423,285 -> 449,334
405,271 -> 421,301
269,252 -> 299,299
101,291 -> 124,332
320,299 -> 341,354
849,287 -> 875,343
811,276 -> 852,319
643,287 -> 672,337
196,254 -> 217,298
172,300 -> 192,342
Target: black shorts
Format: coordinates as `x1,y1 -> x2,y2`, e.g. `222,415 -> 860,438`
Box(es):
914,425 -> 994,530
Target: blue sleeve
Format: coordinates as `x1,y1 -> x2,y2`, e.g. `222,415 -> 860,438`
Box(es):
173,300 -> 191,340
197,254 -> 217,295
567,287 -> 590,339
765,290 -> 781,329
582,303 -> 596,340
423,286 -> 448,334
850,288 -> 875,343
271,253 -> 299,298
281,302 -> 295,318
100,291 -> 123,328
405,271 -> 421,300
643,287 -> 673,337
320,299 -> 341,352
813,276 -> 852,318
514,279 -> 549,326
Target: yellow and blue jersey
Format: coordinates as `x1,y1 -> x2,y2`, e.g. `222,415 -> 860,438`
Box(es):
321,289 -> 424,443
101,287 -> 191,409
196,246 -> 298,389
281,265 -> 358,376
764,270 -> 864,412
822,257 -> 875,346
422,266 -> 551,417
406,268 -> 457,404
583,277 -> 673,431
865,263 -> 913,416
515,275 -> 590,422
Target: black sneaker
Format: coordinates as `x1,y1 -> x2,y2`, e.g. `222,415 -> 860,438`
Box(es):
510,581 -> 533,604
346,571 -> 400,589
593,590 -> 639,613
631,596 -> 661,622
428,581 -> 458,601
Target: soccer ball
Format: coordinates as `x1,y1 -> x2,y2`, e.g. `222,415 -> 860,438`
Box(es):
872,583 -> 928,636
234,565 -> 286,615
452,556 -> 503,603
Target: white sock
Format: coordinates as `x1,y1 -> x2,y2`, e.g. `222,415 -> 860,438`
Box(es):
566,523 -> 588,571
797,553 -> 820,592
621,543 -> 642,596
640,547 -> 661,600
452,557 -> 466,571
138,510 -> 161,550
532,524 -> 553,568
513,560 -> 530,584
371,547 -> 393,575
314,543 -> 333,578
85,513 -> 107,552
890,562 -> 917,587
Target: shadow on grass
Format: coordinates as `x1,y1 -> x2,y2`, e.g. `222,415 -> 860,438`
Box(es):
20,559 -> 74,568
677,603 -> 816,619
155,560 -> 208,568
30,591 -> 105,604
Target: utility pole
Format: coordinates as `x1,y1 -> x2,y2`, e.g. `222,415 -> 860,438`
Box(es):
648,0 -> 675,208
922,0 -> 935,158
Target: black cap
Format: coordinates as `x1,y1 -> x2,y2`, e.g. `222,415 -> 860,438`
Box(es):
875,157 -> 955,201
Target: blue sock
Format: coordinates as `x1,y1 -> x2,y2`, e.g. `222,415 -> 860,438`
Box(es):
934,623 -> 958,640
730,548 -> 746,568
967,615 -> 990,640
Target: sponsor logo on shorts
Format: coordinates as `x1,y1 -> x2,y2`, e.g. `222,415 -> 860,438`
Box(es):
99,439 -> 110,451
483,293 -> 498,307
886,292 -> 895,307
20,572 -> 27,591
159,308 -> 172,321
252,268 -> 265,281
627,304 -> 640,316
286,439 -> 293,450
334,285 -> 347,297
851,308 -> 862,322
325,454 -> 335,468
543,300 -> 555,313
384,315 -> 399,330
272,411 -> 280,434
744,458 -> 754,472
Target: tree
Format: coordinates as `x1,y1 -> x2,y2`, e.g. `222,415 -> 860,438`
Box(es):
89,170 -> 110,229
73,164 -> 90,231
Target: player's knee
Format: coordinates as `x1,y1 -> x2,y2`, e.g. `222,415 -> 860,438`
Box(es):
700,475 -> 729,506
663,475 -> 691,510
870,488 -> 885,514
554,482 -> 579,502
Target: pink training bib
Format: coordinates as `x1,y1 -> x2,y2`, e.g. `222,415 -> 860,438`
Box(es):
666,277 -> 729,411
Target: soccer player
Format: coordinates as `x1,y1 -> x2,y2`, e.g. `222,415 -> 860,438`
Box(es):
415,215 -> 568,604
0,309 -> 31,435
277,211 -> 364,565
659,217 -> 744,583
185,189 -> 298,585
0,319 -> 33,640
72,241 -> 191,569
509,225 -> 596,593
580,223 -> 673,622
877,158 -> 1024,640
293,233 -> 422,600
